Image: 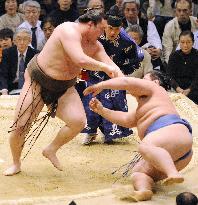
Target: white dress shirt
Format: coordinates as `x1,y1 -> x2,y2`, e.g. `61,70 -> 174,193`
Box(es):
147,21 -> 162,49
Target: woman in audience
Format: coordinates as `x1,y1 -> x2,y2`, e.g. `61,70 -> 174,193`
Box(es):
0,0 -> 25,32
167,30 -> 198,104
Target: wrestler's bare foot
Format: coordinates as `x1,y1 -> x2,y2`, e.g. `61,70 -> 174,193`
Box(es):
162,174 -> 184,186
128,190 -> 153,201
42,148 -> 63,171
113,185 -> 153,201
3,164 -> 21,176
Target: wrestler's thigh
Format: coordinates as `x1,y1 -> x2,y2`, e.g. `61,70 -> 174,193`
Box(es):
134,151 -> 193,182
132,151 -> 193,182
56,86 -> 86,125
13,70 -> 44,126
142,124 -> 193,161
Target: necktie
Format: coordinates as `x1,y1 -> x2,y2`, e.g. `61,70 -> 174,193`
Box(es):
18,54 -> 25,89
31,27 -> 37,49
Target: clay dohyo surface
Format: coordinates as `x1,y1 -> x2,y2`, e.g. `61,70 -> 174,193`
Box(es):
0,93 -> 197,204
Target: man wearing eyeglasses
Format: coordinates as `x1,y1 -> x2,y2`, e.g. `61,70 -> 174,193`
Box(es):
0,27 -> 38,95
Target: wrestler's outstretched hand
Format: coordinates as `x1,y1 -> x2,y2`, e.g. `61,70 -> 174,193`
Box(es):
105,66 -> 124,78
83,84 -> 103,97
89,98 -> 103,114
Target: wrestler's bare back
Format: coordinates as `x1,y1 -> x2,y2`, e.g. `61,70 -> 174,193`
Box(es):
129,84 -> 179,139
37,22 -> 99,81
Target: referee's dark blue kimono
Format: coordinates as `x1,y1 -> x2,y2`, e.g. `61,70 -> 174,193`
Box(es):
81,30 -> 140,142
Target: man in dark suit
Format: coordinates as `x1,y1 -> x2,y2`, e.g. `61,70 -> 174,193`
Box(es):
0,27 -> 38,94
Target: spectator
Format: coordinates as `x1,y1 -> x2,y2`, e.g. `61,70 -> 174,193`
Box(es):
0,0 -> 25,32
122,0 -> 162,70
18,0 -> 57,19
0,27 -> 38,95
109,0 -> 123,15
167,30 -> 198,104
162,0 -> 198,64
126,24 -> 153,78
0,28 -> 14,50
48,0 -> 79,26
176,31 -> 198,50
176,192 -> 198,205
87,0 -> 104,13
0,28 -> 14,63
40,16 -> 57,44
18,0 -> 45,51
68,201 -> 77,205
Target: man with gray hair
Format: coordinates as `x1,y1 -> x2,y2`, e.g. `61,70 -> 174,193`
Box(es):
17,0 -> 45,51
87,0 -> 105,13
0,27 -> 38,95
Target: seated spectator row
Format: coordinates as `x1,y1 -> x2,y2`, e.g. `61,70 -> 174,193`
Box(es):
0,0 -> 197,104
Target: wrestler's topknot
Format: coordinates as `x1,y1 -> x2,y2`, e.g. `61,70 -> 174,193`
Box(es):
79,9 -> 104,25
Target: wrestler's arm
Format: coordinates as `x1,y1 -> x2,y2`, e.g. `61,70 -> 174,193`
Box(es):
93,42 -> 124,77
89,98 -> 137,128
84,77 -> 154,97
60,28 -> 120,75
101,109 -> 137,128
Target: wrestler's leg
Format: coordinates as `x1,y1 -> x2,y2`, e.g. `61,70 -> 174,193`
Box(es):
114,159 -> 154,201
138,124 -> 192,184
42,87 -> 86,170
4,71 -> 44,176
138,143 -> 184,184
162,150 -> 193,185
117,151 -> 192,201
